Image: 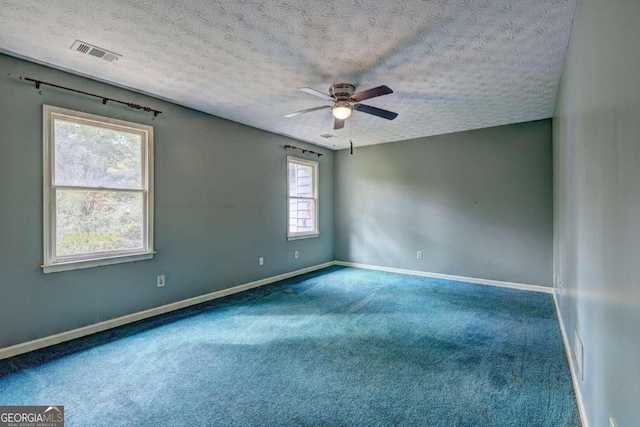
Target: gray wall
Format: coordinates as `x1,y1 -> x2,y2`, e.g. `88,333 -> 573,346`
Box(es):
553,0 -> 640,425
335,120 -> 553,287
0,53 -> 334,349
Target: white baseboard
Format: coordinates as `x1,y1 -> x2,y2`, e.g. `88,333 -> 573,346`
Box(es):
0,261 -> 336,361
553,291 -> 589,427
334,261 -> 553,294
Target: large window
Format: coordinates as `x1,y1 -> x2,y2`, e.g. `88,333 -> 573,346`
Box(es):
42,105 -> 154,273
287,156 -> 319,240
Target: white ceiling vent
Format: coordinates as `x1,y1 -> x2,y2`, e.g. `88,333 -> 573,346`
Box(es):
70,40 -> 121,62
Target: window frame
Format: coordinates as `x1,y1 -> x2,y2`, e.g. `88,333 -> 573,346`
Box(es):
286,156 -> 319,241
42,105 -> 154,273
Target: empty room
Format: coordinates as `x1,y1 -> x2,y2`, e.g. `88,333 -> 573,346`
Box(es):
0,0 -> 638,426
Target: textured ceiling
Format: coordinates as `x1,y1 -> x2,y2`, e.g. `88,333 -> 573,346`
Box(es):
0,0 -> 575,149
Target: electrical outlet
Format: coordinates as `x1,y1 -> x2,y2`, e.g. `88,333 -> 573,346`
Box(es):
417,251 -> 423,260
609,417 -> 617,427
259,257 -> 264,266
294,251 -> 299,259
157,273 -> 165,287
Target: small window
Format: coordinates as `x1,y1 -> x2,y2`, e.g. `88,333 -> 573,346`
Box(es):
42,105 -> 154,273
287,156 -> 319,240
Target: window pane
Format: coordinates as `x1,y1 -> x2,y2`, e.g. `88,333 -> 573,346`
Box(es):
289,199 -> 315,233
288,163 -> 313,198
54,119 -> 142,189
56,189 -> 144,256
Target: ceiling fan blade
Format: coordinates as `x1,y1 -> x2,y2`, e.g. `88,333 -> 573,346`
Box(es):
298,87 -> 334,102
354,104 -> 398,120
351,85 -> 393,102
285,105 -> 330,117
334,118 -> 345,130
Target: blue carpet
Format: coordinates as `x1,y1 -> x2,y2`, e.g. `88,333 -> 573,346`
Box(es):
0,266 -> 579,426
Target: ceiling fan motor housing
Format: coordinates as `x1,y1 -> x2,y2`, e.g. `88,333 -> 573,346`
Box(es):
330,83 -> 356,101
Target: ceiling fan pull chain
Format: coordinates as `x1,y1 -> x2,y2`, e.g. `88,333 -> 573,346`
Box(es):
350,117 -> 354,155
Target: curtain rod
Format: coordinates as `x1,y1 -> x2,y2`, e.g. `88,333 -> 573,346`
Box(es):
284,144 -> 323,157
7,73 -> 163,117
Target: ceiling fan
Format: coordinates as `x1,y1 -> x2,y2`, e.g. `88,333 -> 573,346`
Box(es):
285,83 -> 398,130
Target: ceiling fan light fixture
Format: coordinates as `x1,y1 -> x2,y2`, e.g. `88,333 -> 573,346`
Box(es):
332,102 -> 352,120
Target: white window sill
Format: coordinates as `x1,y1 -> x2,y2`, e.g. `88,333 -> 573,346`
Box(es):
287,233 -> 320,241
42,252 -> 155,274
